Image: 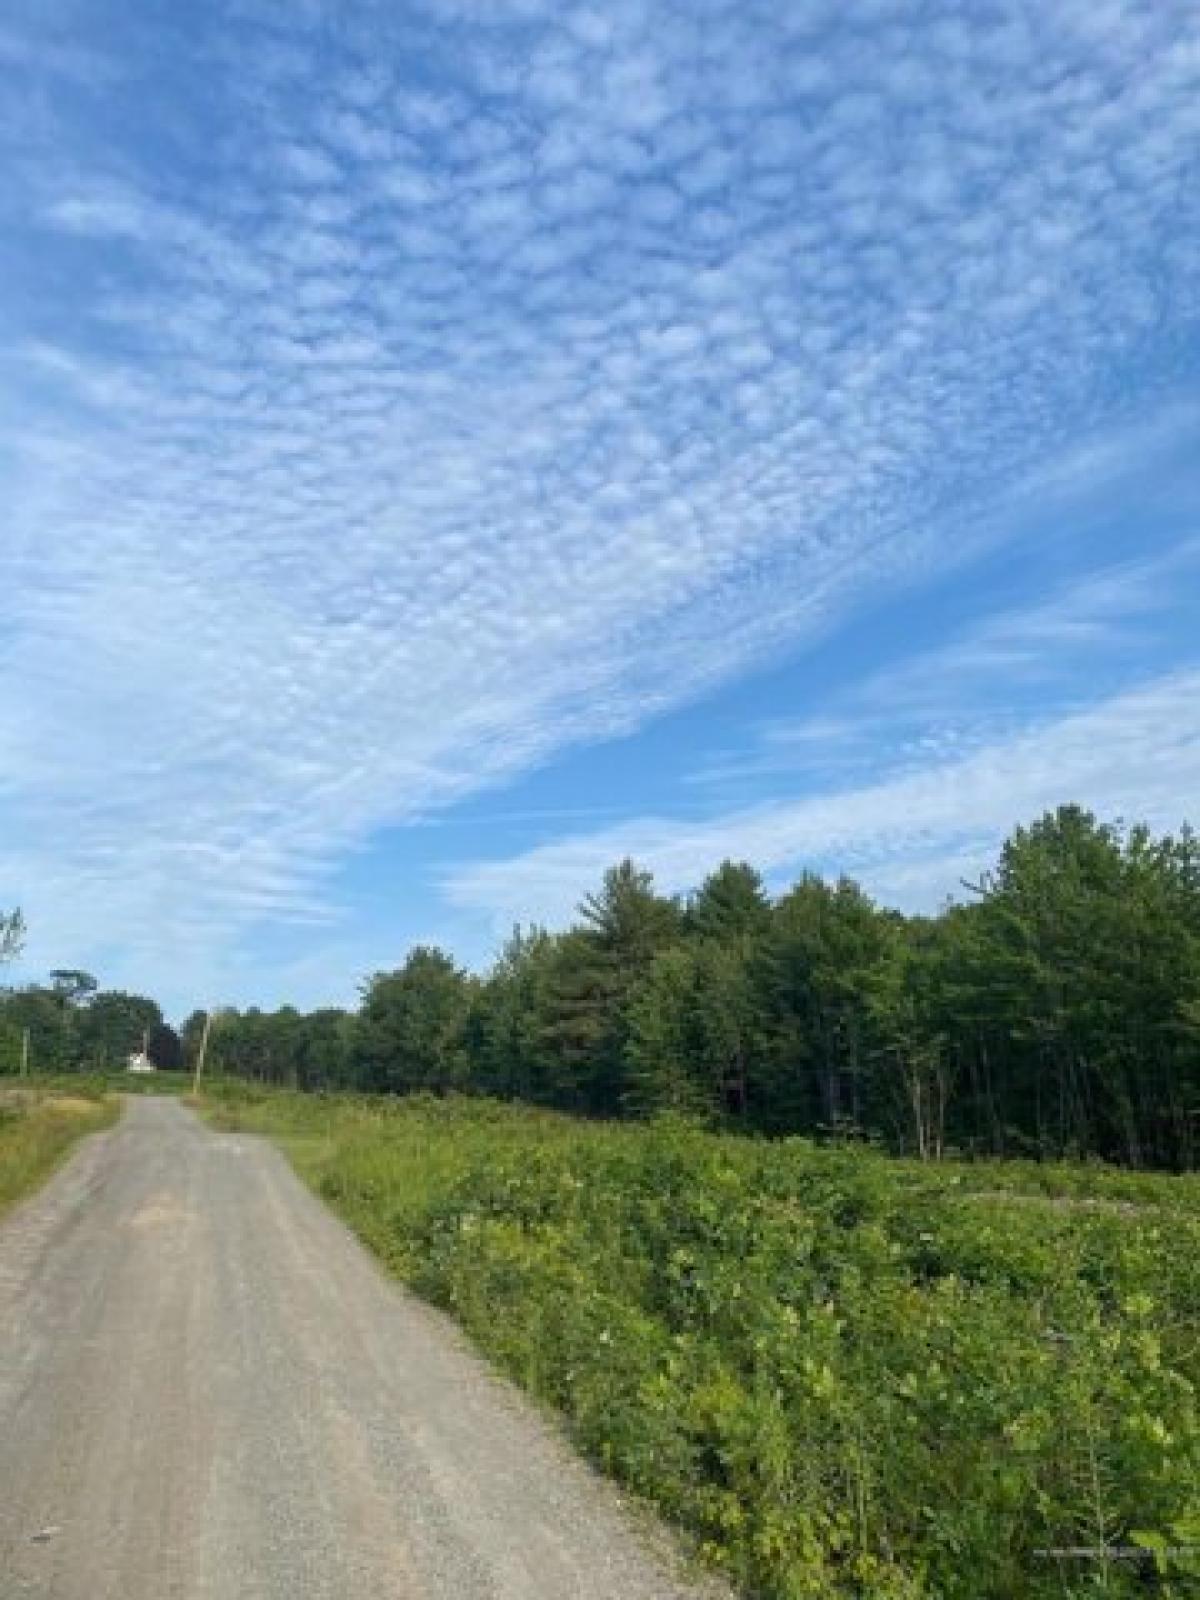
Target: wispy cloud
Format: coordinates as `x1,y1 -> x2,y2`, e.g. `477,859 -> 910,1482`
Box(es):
444,668 -> 1200,930
688,529 -> 1200,793
0,0 -> 1197,1002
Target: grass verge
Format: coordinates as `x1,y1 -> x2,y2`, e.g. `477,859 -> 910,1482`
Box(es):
0,1079 -> 118,1220
202,1083 -> 1200,1599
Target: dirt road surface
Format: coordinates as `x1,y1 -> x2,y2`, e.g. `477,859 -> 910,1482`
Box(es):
0,1097 -> 723,1600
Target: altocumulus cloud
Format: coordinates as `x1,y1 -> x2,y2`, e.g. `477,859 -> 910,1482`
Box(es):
0,0 -> 1197,997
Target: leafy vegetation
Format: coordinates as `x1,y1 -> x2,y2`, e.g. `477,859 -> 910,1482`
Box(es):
191,805 -> 1200,1170
0,964 -> 182,1078
0,1083 -> 117,1219
205,1085 -> 1200,1598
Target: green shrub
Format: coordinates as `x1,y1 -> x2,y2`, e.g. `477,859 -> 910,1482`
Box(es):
206,1088 -> 1200,1598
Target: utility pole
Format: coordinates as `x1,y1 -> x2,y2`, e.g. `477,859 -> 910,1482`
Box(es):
20,1027 -> 29,1078
192,1011 -> 214,1095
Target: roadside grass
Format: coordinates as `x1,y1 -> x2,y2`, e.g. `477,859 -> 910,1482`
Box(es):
32,1068 -> 193,1097
202,1083 -> 1200,1600
0,1078 -> 118,1220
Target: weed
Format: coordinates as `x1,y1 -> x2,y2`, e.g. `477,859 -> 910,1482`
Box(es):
204,1084 -> 1200,1599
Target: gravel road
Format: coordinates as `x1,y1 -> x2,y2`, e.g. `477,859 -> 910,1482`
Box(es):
0,1097 -> 724,1600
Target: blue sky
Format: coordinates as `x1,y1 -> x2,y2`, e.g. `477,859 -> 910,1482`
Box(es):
1,0 -> 1198,1017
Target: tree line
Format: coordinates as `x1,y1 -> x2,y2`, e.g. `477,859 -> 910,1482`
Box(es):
0,944 -> 182,1076
182,805 -> 1200,1170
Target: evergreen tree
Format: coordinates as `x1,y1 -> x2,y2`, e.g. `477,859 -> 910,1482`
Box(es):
469,926 -> 560,1102
757,876 -> 886,1133
542,861 -> 681,1112
686,861 -> 771,943
176,805 -> 1200,1171
626,935 -> 761,1118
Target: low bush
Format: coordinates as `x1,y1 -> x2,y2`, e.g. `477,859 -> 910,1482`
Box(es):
205,1084 -> 1200,1598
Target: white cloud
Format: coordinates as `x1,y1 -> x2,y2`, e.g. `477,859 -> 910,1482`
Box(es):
685,526 -> 1200,796
0,0 -> 1197,1004
444,669 -> 1200,930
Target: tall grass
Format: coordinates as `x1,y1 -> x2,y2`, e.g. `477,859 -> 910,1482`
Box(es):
205,1084 -> 1200,1598
0,1081 -> 117,1219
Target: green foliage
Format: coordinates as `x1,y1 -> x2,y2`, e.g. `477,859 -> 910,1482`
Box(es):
685,860 -> 771,943
0,976 -> 167,1076
352,947 -> 474,1094
196,805 -> 1200,1171
146,1020 -> 183,1071
0,1084 -> 116,1218
206,1088 -> 1200,1599
466,925 -> 579,1103
181,1004 -> 355,1089
0,985 -> 75,1073
626,937 -> 758,1118
757,874 -> 888,1135
0,928 -> 169,1077
75,990 -> 162,1069
547,859 -> 684,1110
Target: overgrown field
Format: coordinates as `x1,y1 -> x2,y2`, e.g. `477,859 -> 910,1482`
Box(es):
0,1080 -> 117,1219
205,1086 -> 1200,1599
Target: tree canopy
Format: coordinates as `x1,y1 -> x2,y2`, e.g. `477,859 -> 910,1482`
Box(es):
0,959 -> 171,1077
185,806 -> 1200,1170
